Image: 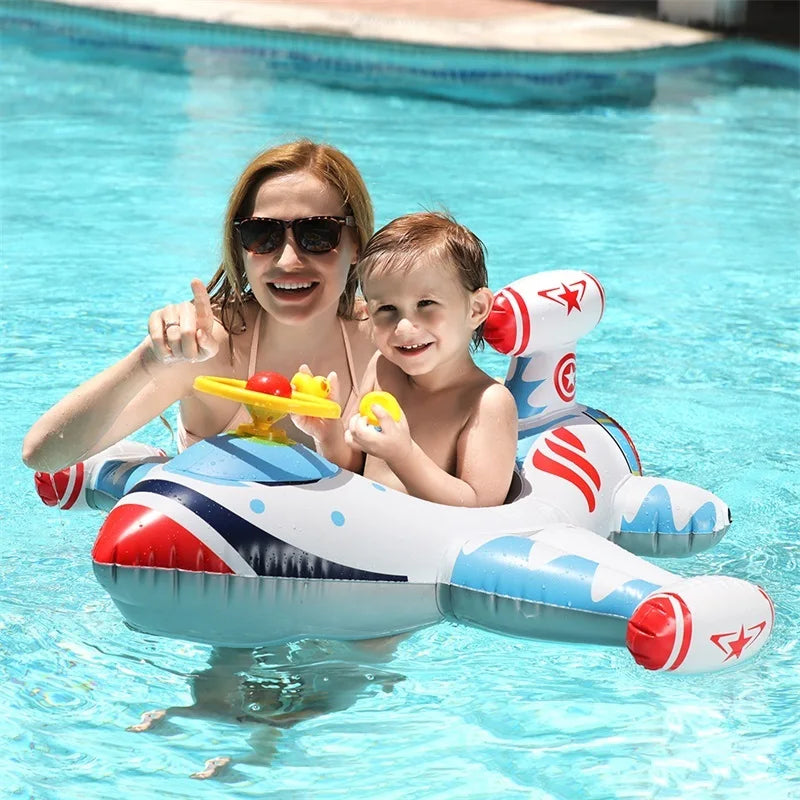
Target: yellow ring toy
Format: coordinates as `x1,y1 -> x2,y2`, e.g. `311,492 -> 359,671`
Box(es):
359,391 -> 402,427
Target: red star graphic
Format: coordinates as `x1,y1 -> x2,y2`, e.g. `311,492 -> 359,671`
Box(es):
537,281 -> 585,315
558,283 -> 582,314
725,627 -> 752,660
710,623 -> 765,661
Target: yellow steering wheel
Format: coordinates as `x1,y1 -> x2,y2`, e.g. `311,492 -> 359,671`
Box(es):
194,372 -> 341,443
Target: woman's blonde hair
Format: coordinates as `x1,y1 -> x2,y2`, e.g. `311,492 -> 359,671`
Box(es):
207,140 -> 374,337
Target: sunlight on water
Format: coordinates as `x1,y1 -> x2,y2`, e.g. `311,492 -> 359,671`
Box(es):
1,8 -> 798,798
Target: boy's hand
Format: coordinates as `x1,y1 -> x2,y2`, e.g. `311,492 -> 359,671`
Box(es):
345,404 -> 413,466
146,279 -> 219,364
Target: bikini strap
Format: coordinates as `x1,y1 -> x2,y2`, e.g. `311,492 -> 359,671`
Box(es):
247,309 -> 263,377
339,317 -> 359,397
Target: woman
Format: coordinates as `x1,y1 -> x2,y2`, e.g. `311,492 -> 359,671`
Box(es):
23,141 -> 409,780
22,140 -> 377,474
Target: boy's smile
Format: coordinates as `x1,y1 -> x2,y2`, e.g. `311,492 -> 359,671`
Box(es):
364,257 -> 483,381
396,342 -> 432,355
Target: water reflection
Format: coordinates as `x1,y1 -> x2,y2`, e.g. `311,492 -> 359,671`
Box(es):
127,636 -> 406,779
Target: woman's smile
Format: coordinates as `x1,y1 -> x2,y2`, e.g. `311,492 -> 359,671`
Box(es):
267,280 -> 320,300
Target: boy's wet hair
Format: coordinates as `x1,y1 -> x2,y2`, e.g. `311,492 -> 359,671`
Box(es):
358,211 -> 489,349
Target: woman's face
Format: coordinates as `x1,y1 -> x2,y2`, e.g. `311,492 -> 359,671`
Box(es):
242,171 -> 359,326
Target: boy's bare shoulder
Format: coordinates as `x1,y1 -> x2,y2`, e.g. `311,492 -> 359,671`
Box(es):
457,372 -> 517,431
474,375 -> 516,415
468,366 -> 511,395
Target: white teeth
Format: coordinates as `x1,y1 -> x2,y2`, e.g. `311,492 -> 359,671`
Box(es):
272,281 -> 314,290
399,343 -> 430,350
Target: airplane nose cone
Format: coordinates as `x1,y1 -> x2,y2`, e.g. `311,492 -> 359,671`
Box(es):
92,502 -> 232,573
626,577 -> 774,673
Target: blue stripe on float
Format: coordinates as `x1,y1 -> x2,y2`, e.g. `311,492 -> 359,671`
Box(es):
620,484 -> 717,534
130,479 -> 408,582
450,535 -> 660,617
165,433 -> 337,484
95,459 -> 162,500
507,377 -> 546,419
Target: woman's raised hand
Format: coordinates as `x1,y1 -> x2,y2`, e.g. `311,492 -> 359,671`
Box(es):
147,279 -> 219,363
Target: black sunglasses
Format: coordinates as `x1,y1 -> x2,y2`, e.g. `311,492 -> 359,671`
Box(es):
234,216 -> 356,255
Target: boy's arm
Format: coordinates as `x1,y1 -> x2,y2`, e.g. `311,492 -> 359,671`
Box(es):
357,383 -> 518,507
450,383 -> 518,506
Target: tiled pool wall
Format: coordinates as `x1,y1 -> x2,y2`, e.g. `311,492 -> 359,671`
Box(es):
1,0 -> 799,107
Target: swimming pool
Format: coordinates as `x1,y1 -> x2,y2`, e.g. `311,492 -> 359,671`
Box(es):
2,2 -> 799,797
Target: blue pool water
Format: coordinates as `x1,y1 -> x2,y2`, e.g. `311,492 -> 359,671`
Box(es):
2,4 -> 799,798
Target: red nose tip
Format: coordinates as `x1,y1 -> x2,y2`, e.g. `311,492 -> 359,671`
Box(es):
92,503 -> 233,573
34,471 -> 61,506
484,294 -> 519,355
626,593 -> 692,672
34,462 -> 84,509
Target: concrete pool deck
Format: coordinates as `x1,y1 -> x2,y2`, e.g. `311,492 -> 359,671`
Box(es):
39,0 -> 718,52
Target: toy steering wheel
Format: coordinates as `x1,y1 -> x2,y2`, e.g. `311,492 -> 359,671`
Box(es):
194,373 -> 340,442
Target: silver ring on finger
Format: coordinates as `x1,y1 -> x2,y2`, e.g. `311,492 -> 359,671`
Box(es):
164,321 -> 180,330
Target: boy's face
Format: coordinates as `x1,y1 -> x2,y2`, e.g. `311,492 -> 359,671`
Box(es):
364,256 -> 488,377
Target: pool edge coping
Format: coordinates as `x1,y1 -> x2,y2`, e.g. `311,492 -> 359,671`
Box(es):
8,0 -> 722,54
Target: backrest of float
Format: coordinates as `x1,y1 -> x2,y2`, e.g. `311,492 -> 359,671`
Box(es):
484,269 -> 605,427
484,270 -> 625,521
